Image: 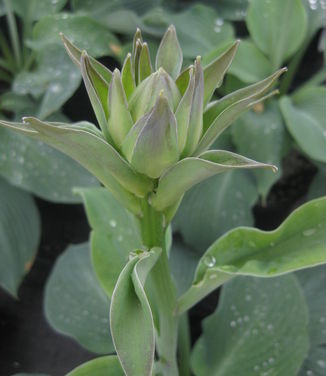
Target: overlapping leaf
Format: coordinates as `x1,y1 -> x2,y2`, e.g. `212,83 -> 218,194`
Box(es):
67,356 -> 123,376
151,149 -> 275,211
76,187 -> 141,298
44,243 -> 114,354
0,177 -> 40,296
191,275 -> 309,376
110,248 -> 161,376
177,196 -> 326,314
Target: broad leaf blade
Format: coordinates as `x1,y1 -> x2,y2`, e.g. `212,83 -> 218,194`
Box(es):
173,170 -> 258,252
191,275 -> 309,376
76,187 -> 141,298
246,0 -> 307,69
177,197 -> 326,314
110,248 -> 161,376
44,243 -> 114,354
231,100 -> 289,199
151,150 -> 275,211
0,127 -> 99,203
0,178 -> 40,296
297,265 -> 326,375
280,87 -> 326,163
67,356 -> 123,376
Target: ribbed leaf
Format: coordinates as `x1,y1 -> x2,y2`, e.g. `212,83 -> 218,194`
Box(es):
0,118 -> 153,213
67,356 -> 124,376
203,40 -> 239,107
108,69 -> 133,147
110,248 -> 161,376
177,197 -> 326,314
76,187 -> 141,298
155,25 -> 183,80
151,150 -> 275,211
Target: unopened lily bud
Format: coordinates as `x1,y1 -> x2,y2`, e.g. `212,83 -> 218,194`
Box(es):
122,92 -> 179,179
108,69 -> 133,148
128,68 -> 181,122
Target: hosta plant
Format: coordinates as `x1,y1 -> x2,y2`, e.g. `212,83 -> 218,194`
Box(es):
2,26 -> 326,376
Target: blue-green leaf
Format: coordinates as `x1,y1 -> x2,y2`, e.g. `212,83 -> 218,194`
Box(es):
191,275 -> 309,376
0,177 -> 40,296
44,243 -> 114,354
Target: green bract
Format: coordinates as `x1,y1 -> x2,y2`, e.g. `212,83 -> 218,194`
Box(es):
0,25 -> 282,218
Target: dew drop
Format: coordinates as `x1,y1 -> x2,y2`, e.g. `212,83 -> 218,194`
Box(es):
303,228 -> 316,237
245,294 -> 252,302
204,255 -> 216,267
109,219 -> 117,228
230,320 -> 237,328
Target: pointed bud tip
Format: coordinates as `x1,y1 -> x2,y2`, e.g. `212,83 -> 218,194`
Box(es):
168,25 -> 176,33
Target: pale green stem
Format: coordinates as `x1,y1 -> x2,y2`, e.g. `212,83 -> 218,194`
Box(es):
140,199 -> 179,376
4,0 -> 21,68
178,314 -> 191,376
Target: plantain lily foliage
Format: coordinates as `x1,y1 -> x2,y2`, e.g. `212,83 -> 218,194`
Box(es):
2,26 -> 326,376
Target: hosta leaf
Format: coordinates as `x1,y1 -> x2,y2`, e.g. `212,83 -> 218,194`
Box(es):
231,100 -> 289,199
196,68 -> 286,155
30,14 -> 119,57
0,178 -> 40,296
177,197 -> 326,314
13,45 -> 81,119
227,39 -> 273,83
173,170 -> 258,253
169,240 -> 200,296
71,0 -> 161,17
302,0 -> 326,39
246,0 -> 307,69
308,163 -> 326,200
11,0 -> 67,20
151,150 -> 275,211
110,248 -> 161,376
76,187 -> 141,298
169,4 -> 235,58
67,356 -> 123,376
216,0 -> 249,20
0,118 -> 153,213
44,243 -> 114,354
0,127 -> 99,202
297,265 -> 326,376
191,275 -> 309,376
280,87 -> 326,163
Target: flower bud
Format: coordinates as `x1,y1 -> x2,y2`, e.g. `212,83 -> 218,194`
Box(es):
122,92 -> 179,178
128,68 -> 181,122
